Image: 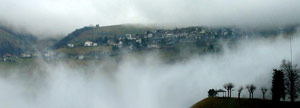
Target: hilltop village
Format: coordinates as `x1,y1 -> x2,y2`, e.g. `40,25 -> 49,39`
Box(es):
0,24 -> 296,62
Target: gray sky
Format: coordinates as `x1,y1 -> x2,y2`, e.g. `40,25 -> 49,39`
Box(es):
1,0 -> 300,38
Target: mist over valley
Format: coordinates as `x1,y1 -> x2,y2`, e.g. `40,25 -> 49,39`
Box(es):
1,0 -> 300,108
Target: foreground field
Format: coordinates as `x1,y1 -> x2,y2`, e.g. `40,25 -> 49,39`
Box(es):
191,97 -> 300,108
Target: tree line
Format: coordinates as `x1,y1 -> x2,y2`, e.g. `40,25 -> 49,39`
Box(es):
208,60 -> 300,102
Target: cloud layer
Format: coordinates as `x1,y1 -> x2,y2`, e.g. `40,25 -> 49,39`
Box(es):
1,0 -> 300,38
0,32 -> 300,108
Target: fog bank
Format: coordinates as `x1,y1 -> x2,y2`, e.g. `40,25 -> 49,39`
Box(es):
0,33 -> 300,108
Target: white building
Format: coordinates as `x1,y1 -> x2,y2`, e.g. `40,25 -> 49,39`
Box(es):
126,34 -> 136,40
136,38 -> 142,43
146,34 -> 153,38
84,41 -> 98,47
93,43 -> 98,47
118,41 -> 123,48
125,34 -> 132,39
67,43 -> 74,48
200,29 -> 206,34
78,55 -> 84,60
84,41 -> 93,47
44,51 -> 55,57
148,44 -> 160,48
21,53 -> 31,58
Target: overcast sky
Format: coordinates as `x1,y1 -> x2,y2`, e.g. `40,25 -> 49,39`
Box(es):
0,0 -> 300,38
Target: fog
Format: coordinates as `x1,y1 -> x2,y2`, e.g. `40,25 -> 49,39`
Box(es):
1,0 -> 300,38
0,31 -> 299,108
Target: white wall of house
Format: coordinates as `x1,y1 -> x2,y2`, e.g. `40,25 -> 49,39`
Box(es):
78,55 -> 84,60
67,43 -> 74,48
93,43 -> 98,47
84,41 -> 93,47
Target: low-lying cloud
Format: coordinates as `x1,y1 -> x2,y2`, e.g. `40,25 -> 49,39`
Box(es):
1,0 -> 300,38
0,32 -> 299,108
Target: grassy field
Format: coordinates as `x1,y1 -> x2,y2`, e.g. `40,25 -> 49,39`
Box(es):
191,97 -> 300,108
69,24 -> 156,44
86,24 -> 155,35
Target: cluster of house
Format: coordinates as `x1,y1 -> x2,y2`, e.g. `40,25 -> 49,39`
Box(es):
84,41 -> 98,47
65,27 -> 241,50
1,25 -> 287,63
0,51 -> 57,62
64,24 -> 275,53
0,54 -> 15,62
67,41 -> 98,48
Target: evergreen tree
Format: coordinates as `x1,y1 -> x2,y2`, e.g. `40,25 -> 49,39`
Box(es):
208,89 -> 217,97
271,69 -> 285,102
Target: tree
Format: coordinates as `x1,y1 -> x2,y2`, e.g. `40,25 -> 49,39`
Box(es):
229,83 -> 235,98
271,69 -> 286,102
224,84 -> 229,97
208,89 -> 217,97
246,84 -> 256,99
261,87 -> 268,100
280,60 -> 300,102
238,86 -> 244,99
224,83 -> 234,98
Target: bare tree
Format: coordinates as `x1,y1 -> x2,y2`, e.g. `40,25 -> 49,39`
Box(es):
246,85 -> 251,98
246,84 -> 256,99
228,83 -> 234,98
224,83 -> 234,98
238,86 -> 243,99
224,84 -> 229,97
280,60 -> 300,103
261,87 -> 268,100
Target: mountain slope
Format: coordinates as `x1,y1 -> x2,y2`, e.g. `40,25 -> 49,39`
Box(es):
0,29 -> 22,56
0,26 -> 37,56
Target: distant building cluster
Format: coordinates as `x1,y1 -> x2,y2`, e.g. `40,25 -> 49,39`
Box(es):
1,25 -> 288,62
84,41 -> 98,47
65,26 -> 248,51
0,50 -> 57,63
